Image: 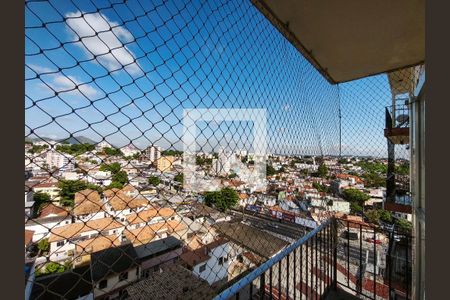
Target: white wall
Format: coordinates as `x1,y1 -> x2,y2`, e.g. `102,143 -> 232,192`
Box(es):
193,243 -> 229,285
94,267 -> 139,298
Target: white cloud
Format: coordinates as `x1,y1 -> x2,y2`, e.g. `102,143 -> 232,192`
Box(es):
65,11 -> 142,76
48,73 -> 98,97
27,64 -> 53,74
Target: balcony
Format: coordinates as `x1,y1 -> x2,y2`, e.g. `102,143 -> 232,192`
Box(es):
384,104 -> 410,145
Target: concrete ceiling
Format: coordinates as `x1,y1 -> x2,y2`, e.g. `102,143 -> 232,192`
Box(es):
251,0 -> 425,84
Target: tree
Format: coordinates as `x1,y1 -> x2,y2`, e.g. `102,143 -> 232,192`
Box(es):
350,202 -> 363,214
228,173 -> 238,179
342,188 -> 370,206
266,165 -> 276,176
103,147 -> 123,156
112,171 -> 128,186
317,163 -> 328,178
204,187 -> 238,212
33,192 -> 51,217
395,218 -> 412,232
45,262 -> 66,274
99,162 -> 121,174
37,238 -> 49,253
58,180 -> 101,207
107,181 -> 123,189
148,176 -> 161,186
378,209 -> 393,223
365,209 -> 381,224
174,173 -> 184,183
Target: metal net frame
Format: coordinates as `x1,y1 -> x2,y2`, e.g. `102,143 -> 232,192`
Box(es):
25,0 -> 419,299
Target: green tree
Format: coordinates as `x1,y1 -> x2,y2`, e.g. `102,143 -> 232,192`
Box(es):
37,238 -> 49,253
107,181 -> 123,189
379,209 -> 393,223
350,202 -> 363,214
204,187 -> 238,212
365,209 -> 381,224
58,180 -> 101,207
174,173 -> 184,183
28,144 -> 48,154
148,176 -> 161,186
45,262 -> 66,274
99,162 -> 121,174
395,218 -> 412,232
266,165 -> 276,176
33,192 -> 51,217
342,188 -> 370,206
317,163 -> 328,178
228,173 -> 238,179
112,170 -> 128,186
103,147 -> 123,156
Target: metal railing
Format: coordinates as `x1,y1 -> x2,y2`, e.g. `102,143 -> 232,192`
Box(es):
336,218 -> 412,300
214,219 -> 336,300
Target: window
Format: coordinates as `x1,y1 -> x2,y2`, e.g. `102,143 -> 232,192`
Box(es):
142,269 -> 150,278
119,271 -> 128,281
56,241 -> 64,247
99,279 -> 107,289
199,264 -> 207,273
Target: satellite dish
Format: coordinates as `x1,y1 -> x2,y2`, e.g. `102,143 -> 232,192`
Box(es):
396,114 -> 409,126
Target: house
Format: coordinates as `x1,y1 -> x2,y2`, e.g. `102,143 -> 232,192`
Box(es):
30,265 -> 94,300
102,188 -> 149,221
73,235 -> 122,267
25,204 -> 72,242
123,219 -> 188,246
180,238 -> 230,286
39,203 -> 70,219
25,188 -> 35,219
32,182 -> 61,201
48,217 -> 124,262
73,189 -> 106,222
134,236 -> 183,278
91,244 -> 140,300
25,230 -> 34,251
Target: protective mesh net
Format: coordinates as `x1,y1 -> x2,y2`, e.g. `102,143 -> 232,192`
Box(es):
25,0 -> 420,299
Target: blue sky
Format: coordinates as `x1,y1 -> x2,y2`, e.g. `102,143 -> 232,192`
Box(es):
25,0 -> 403,158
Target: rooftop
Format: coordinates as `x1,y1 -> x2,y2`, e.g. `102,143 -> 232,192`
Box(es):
126,264 -> 216,300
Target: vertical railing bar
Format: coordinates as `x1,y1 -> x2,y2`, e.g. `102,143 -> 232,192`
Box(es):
359,224 -> 363,295
278,260 -> 282,300
287,253 -> 290,299
373,227 -> 377,299
310,237 -> 314,299
388,231 -> 393,300
269,267 -> 273,300
294,248 -> 297,300
315,233 -> 318,300
319,230 -> 322,297
406,234 -> 410,299
300,244 -> 303,300
347,221 -> 350,287
333,219 -> 338,291
260,272 -> 265,300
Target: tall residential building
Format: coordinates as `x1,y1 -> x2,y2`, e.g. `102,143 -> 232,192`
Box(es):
45,150 -> 74,171
145,145 -> 161,162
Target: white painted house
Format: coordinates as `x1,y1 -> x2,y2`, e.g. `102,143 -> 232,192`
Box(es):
180,239 -> 230,285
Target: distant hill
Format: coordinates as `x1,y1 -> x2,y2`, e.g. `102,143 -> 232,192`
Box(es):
25,135 -> 97,145
59,136 -> 97,145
